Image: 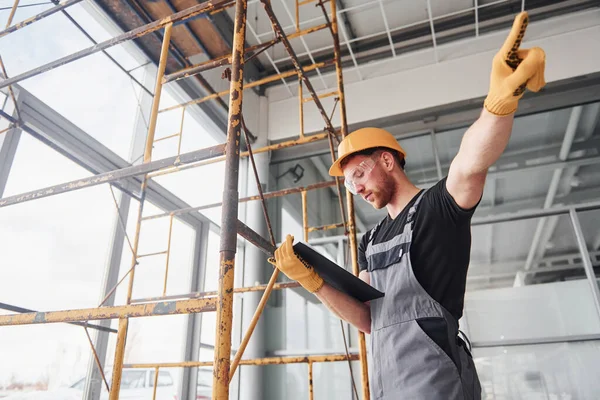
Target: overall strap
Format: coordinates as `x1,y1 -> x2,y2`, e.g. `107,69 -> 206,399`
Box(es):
406,188 -> 428,225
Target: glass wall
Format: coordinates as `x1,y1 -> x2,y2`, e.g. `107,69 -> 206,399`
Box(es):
0,133 -> 116,393
1,4 -> 147,160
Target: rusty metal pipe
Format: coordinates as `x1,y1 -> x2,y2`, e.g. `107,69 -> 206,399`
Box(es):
237,219 -> 276,257
298,77 -> 304,138
308,361 -> 314,400
0,302 -> 116,333
213,1 -> 247,397
163,214 -> 175,296
130,282 -> 300,304
0,298 -> 217,326
124,353 -> 359,369
327,0 -> 370,397
302,190 -> 309,242
307,222 -> 345,232
0,0 -> 83,38
0,143 -> 226,208
302,90 -> 338,103
177,107 -> 185,155
0,0 -> 233,89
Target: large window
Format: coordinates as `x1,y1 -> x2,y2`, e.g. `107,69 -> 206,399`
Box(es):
0,133 -> 116,393
1,4 -> 148,160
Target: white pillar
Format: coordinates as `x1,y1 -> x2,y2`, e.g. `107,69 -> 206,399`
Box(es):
239,96 -> 270,400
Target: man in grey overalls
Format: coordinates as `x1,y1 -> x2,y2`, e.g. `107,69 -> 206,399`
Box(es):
272,12 -> 546,399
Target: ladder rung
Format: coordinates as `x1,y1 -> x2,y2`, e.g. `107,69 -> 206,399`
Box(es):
137,250 -> 168,259
154,132 -> 181,142
307,222 -> 345,233
302,90 -> 338,103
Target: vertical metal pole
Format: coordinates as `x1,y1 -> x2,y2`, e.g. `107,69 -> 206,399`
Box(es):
299,77 -> 305,138
308,361 -> 314,400
152,367 -> 160,400
302,190 -> 309,242
295,0 -> 300,31
213,1 -> 247,398
177,107 -> 186,156
5,0 -> 20,29
569,209 -> 600,318
109,22 -> 173,400
330,0 -> 370,398
163,214 -> 175,296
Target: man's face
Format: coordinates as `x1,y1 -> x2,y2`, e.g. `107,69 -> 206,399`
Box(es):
341,153 -> 393,209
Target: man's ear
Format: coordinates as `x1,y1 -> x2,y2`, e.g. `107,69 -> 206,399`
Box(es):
381,151 -> 395,171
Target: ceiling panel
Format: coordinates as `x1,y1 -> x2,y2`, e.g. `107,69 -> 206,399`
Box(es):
346,4 -> 387,38
430,0 -> 472,18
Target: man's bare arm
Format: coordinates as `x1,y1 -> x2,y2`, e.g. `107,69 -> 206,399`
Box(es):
447,110 -> 514,209
447,12 -> 545,210
314,270 -> 371,333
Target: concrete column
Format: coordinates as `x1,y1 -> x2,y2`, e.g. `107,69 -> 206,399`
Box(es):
238,96 -> 270,400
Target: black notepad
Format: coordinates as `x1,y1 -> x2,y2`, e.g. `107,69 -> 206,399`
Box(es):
293,242 -> 384,302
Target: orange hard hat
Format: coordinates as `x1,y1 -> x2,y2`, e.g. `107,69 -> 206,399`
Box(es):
328,127 -> 407,176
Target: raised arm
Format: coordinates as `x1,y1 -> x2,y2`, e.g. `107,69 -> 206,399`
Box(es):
271,235 -> 371,333
447,12 -> 546,209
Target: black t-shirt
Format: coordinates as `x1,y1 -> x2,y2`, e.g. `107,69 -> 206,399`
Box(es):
358,177 -> 477,321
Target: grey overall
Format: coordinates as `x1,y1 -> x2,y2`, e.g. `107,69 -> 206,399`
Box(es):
365,190 -> 481,400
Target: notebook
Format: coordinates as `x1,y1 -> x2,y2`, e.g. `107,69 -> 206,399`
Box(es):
293,242 -> 385,302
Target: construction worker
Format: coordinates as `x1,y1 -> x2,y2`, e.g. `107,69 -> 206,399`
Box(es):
271,12 -> 545,400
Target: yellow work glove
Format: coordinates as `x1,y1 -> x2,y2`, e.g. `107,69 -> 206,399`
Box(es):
269,235 -> 324,293
484,12 -> 546,116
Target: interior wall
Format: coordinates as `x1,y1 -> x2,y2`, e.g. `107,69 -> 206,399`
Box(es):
267,9 -> 600,141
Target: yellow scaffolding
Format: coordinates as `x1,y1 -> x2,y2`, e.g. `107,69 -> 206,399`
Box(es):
0,0 -> 370,398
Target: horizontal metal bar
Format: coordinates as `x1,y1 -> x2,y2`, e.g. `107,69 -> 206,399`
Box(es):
0,0 -> 234,89
0,302 -> 117,333
160,59 -> 335,113
137,250 -> 168,258
307,222 -> 345,232
123,353 -> 359,368
130,282 -> 301,304
237,219 -> 276,256
472,201 -> 600,226
0,143 -> 225,208
302,91 -> 338,103
146,130 -> 337,179
142,179 -> 339,221
0,0 -> 83,39
298,0 -> 321,5
0,298 -> 217,327
472,334 -> 600,348
153,133 -> 181,142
